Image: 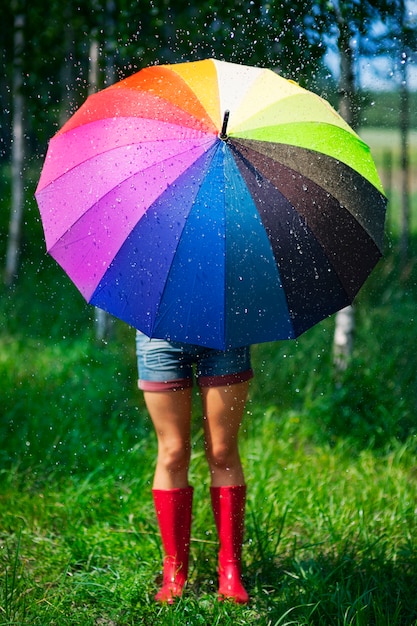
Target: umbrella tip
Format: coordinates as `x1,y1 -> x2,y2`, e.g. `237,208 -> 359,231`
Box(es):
219,110 -> 230,141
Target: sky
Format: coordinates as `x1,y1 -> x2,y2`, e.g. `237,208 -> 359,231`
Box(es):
324,0 -> 417,91
360,58 -> 417,91
325,53 -> 417,91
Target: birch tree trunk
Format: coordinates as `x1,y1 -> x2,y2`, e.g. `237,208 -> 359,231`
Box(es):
399,66 -> 410,265
92,1 -> 118,341
4,2 -> 25,286
398,0 -> 410,265
104,0 -> 117,86
87,34 -> 113,341
332,10 -> 356,372
59,4 -> 76,128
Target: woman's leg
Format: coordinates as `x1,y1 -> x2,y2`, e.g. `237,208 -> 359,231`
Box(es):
144,388 -> 192,490
201,381 -> 249,487
201,381 -> 250,603
144,388 -> 193,602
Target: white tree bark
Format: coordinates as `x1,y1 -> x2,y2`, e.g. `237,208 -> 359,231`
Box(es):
332,6 -> 356,372
333,305 -> 355,372
59,5 -> 76,128
87,35 -> 113,341
398,0 -> 410,265
4,4 -> 25,286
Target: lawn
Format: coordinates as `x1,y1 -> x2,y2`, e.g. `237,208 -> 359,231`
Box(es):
1,137 -> 417,624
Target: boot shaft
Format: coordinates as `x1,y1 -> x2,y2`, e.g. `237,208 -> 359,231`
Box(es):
210,485 -> 246,562
210,484 -> 249,603
152,486 -> 194,569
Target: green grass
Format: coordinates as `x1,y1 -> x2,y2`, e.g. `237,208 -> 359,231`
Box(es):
2,416 -> 417,624
358,91 -> 417,130
1,146 -> 417,624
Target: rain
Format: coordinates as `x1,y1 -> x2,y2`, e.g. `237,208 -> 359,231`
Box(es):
1,0 -> 417,622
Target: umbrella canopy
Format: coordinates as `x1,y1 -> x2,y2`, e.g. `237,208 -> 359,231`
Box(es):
35,58 -> 387,350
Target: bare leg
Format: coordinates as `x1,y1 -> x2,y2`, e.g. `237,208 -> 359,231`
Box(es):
144,387 -> 194,602
201,380 -> 249,487
201,380 -> 250,603
144,388 -> 192,490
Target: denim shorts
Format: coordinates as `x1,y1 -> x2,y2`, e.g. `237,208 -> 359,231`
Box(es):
136,331 -> 253,391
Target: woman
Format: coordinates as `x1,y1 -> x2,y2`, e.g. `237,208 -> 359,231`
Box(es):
136,331 -> 253,604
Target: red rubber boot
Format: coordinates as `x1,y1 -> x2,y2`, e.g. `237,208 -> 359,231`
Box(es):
210,485 -> 249,604
152,486 -> 193,603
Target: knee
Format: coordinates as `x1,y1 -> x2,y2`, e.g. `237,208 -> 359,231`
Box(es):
158,439 -> 190,474
205,441 -> 239,471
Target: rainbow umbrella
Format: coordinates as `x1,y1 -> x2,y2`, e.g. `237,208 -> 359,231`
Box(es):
35,58 -> 386,350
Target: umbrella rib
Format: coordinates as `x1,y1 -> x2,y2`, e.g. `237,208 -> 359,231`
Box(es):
229,139 -> 383,305
44,137 -> 217,252
36,59 -> 386,349
39,131 -> 215,190
229,141 -> 347,327
151,142 -> 222,344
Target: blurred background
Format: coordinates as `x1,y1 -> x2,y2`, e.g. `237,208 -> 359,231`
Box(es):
1,0 -> 417,472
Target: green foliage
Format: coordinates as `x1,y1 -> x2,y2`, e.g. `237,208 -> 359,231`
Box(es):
2,150 -> 417,623
1,0 -> 333,161
249,236 -> 417,451
359,91 -> 417,129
